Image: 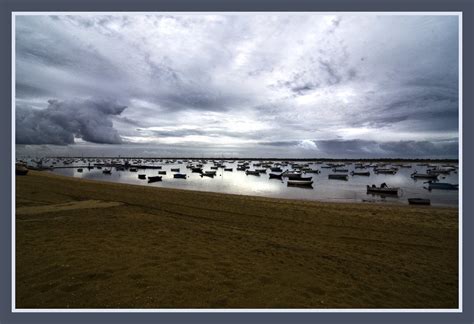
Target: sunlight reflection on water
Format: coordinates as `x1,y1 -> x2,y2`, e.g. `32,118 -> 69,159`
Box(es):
48,160 -> 458,207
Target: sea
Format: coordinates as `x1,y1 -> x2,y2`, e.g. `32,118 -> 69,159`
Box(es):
26,158 -> 459,207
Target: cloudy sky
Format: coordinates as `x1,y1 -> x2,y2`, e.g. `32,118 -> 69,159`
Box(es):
15,14 -> 459,158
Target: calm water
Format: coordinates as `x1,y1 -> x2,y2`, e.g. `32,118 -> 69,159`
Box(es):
34,159 -> 459,207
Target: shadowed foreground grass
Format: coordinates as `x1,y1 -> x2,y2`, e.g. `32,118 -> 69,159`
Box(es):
16,171 -> 458,308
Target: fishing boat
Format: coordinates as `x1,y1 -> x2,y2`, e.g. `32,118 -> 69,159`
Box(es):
425,182 -> 458,190
287,180 -> 313,187
129,168 -> 138,172
304,169 -> 320,174
147,175 -> 162,183
224,168 -> 233,172
255,168 -> 267,173
374,168 -> 397,174
426,168 -> 451,175
191,167 -> 203,173
204,170 -> 217,176
282,171 -> 304,180
171,168 -> 180,172
158,171 -> 166,175
138,174 -> 146,180
366,184 -> 399,195
245,170 -> 260,176
173,173 -> 187,179
102,169 -> 112,175
328,174 -> 348,180
291,174 -> 310,180
350,171 -> 370,176
77,168 -> 83,173
408,198 -> 431,205
332,168 -> 349,173
410,171 -> 438,180
201,173 -> 215,178
269,173 -> 283,179
270,167 -> 283,172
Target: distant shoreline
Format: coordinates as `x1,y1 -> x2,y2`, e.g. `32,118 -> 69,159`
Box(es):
17,156 -> 459,163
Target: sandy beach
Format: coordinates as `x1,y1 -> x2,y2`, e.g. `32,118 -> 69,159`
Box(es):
15,171 -> 458,309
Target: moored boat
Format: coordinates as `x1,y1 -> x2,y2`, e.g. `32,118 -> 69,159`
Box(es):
147,175 -> 162,183
426,168 -> 451,175
350,171 -> 370,176
366,184 -> 399,195
374,168 -> 397,174
245,170 -> 260,176
173,173 -> 187,179
287,180 -> 313,187
332,168 -> 349,173
328,174 -> 348,180
281,171 -> 304,180
408,198 -> 431,205
15,163 -> 29,176
269,173 -> 283,179
425,182 -> 458,190
411,171 -> 438,180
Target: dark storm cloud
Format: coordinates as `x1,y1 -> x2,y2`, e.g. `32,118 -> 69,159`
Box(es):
345,81 -> 459,132
316,139 -> 458,158
259,139 -> 457,158
16,99 -> 127,145
378,140 -> 458,157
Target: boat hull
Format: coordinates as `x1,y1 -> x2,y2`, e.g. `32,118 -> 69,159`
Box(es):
408,198 -> 431,205
287,180 -> 313,187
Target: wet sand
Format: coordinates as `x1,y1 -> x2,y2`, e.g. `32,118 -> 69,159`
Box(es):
15,171 -> 458,308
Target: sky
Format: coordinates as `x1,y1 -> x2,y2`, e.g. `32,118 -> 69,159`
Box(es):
15,14 -> 459,158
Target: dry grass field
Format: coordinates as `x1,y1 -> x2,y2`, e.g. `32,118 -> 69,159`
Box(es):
15,171 -> 458,309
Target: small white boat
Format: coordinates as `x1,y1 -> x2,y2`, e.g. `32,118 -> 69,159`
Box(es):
366,185 -> 399,195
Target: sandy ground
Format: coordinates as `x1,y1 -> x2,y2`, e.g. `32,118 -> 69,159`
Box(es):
15,171 -> 458,309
